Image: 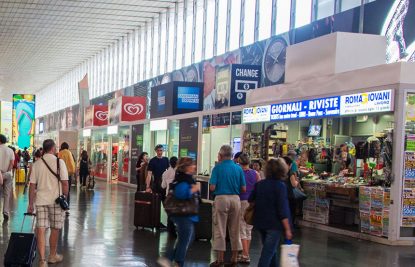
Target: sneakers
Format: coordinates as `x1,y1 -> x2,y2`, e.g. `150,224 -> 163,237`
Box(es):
157,257 -> 173,267
47,254 -> 63,264
39,260 -> 48,267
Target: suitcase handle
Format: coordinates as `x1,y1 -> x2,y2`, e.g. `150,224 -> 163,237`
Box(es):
21,213 -> 36,233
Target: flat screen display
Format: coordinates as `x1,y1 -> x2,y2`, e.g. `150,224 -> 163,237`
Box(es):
308,125 -> 322,137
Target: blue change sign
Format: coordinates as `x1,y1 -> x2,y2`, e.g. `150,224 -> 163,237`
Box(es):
230,64 -> 261,106
270,96 -> 340,121
177,86 -> 200,110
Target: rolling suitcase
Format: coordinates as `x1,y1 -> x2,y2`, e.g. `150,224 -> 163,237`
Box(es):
195,200 -> 213,241
4,213 -> 37,267
134,191 -> 161,230
16,169 -> 26,184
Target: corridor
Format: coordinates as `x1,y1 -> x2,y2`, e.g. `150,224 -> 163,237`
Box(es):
0,182 -> 414,267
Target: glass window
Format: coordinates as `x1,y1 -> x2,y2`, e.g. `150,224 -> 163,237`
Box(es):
205,0 -> 215,59
153,17 -> 159,77
243,0 -> 255,46
317,0 -> 335,20
217,0 -> 227,55
167,8 -> 175,72
185,0 -> 194,66
295,0 -> 312,28
146,23 -> 152,79
139,30 -> 145,81
177,2 -> 184,68
160,13 -> 167,75
194,0 -> 204,62
128,33 -> 134,86
229,0 -> 241,51
276,0 -> 291,34
340,0 -> 361,12
258,0 -> 272,41
133,30 -> 139,83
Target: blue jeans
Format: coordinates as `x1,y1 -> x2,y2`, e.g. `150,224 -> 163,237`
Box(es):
169,217 -> 195,267
258,229 -> 282,267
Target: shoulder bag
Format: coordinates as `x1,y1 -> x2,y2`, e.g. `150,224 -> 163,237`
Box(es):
41,157 -> 69,210
244,202 -> 255,225
164,185 -> 199,216
293,187 -> 307,201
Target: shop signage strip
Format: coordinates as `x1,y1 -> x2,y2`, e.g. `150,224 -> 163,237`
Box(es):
242,89 -> 393,124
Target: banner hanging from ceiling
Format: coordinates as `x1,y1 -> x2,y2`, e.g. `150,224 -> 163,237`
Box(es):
12,94 -> 35,149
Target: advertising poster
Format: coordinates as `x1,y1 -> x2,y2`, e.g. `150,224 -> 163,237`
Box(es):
84,106 -> 94,127
66,105 -> 79,129
12,94 -> 35,149
404,151 -> 415,178
48,112 -> 56,132
340,90 -> 393,115
121,96 -> 146,122
360,212 -> 371,233
174,83 -> 204,114
230,64 -> 261,106
202,115 -> 211,134
231,111 -> 242,125
370,210 -> 383,236
203,52 -> 240,111
179,118 -> 199,161
359,186 -> 371,212
109,97 -> 122,125
406,93 -> 415,121
1,101 -> 13,142
93,105 -> 108,127
363,0 -> 415,63
215,66 -> 231,109
150,83 -> 174,118
59,109 -> 67,130
130,124 -> 144,185
38,117 -> 44,134
212,113 -> 231,127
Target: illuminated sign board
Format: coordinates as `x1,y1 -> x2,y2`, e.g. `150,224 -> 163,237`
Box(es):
270,96 -> 340,121
243,89 -> 394,124
242,105 -> 271,123
340,89 -> 393,115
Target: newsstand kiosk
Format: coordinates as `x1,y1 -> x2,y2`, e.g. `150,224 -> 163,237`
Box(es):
243,32 -> 415,245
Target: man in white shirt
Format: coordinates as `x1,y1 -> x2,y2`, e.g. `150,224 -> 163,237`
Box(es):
0,134 -> 15,221
161,156 -> 178,196
28,139 -> 69,267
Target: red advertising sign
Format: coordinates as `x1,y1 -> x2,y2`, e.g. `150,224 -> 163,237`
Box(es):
93,105 -> 108,126
121,96 -> 146,121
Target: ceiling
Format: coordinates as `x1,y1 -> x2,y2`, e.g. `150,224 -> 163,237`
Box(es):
0,0 -> 176,101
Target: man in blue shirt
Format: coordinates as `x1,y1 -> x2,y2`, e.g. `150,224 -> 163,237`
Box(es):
209,145 -> 246,266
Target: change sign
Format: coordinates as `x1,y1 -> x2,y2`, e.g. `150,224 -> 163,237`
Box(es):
230,64 -> 261,106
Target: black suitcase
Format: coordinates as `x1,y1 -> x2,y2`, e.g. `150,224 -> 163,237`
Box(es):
134,191 -> 161,230
195,200 -> 213,241
4,213 -> 37,267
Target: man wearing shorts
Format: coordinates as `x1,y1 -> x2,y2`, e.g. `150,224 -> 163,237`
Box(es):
28,139 -> 69,267
0,134 -> 14,221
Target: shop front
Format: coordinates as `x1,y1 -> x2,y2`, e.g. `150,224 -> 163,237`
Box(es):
243,61 -> 415,244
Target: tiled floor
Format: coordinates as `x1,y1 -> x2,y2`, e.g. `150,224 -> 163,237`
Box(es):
0,181 -> 414,267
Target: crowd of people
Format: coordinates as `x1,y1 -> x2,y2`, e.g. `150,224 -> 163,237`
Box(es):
0,133 -> 302,266
150,144 -> 300,267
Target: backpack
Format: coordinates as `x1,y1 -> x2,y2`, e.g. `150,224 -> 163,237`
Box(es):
23,151 -> 31,162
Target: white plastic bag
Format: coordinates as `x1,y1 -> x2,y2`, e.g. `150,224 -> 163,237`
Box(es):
280,244 -> 300,267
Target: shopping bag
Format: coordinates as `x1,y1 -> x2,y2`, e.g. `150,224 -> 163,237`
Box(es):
280,244 -> 300,267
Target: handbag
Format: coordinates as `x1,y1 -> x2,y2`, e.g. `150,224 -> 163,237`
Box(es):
293,187 -> 307,201
244,202 -> 255,225
164,189 -> 199,216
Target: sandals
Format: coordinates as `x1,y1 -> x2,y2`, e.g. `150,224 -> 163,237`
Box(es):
210,261 -> 225,267
238,255 -> 251,263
